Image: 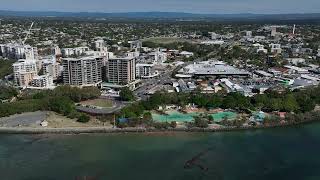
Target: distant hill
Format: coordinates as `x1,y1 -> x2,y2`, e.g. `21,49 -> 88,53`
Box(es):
0,10 -> 320,21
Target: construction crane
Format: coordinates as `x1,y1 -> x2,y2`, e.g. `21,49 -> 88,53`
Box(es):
22,22 -> 34,45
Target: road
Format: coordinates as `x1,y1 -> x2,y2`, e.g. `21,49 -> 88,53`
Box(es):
134,58 -> 204,100
134,68 -> 173,100
134,58 -> 205,100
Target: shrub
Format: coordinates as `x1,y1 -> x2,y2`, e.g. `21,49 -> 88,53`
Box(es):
67,110 -> 81,119
77,114 -> 90,123
170,121 -> 177,128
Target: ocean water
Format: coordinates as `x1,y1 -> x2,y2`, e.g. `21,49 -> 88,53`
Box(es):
1,123 -> 320,180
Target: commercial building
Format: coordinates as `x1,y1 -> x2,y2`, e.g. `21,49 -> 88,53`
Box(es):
62,56 -> 102,86
136,63 -> 159,78
220,78 -> 244,93
178,60 -> 251,77
107,57 -> 136,85
12,59 -> 38,87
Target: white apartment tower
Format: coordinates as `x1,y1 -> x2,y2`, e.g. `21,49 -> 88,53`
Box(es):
0,44 -> 38,60
12,59 -> 38,87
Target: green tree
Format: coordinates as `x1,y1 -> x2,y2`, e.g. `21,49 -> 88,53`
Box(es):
77,113 -> 90,123
142,112 -> 153,122
282,94 -> 299,112
48,97 -> 74,116
193,114 -> 209,128
0,59 -> 15,79
119,87 -> 135,101
208,116 -> 214,124
0,86 -> 18,100
170,121 -> 177,128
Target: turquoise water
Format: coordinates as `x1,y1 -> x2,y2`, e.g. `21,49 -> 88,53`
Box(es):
1,123 -> 320,179
152,111 -> 237,122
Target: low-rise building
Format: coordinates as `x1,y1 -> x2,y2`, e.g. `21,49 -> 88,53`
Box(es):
284,65 -> 309,74
286,58 -> 306,65
269,44 -> 282,54
179,51 -> 194,58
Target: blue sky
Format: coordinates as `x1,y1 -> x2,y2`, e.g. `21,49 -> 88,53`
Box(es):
1,0 -> 320,14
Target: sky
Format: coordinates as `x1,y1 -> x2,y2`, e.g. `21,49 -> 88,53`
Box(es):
1,0 -> 320,14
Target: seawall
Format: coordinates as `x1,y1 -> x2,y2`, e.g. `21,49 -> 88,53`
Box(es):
0,119 -> 316,134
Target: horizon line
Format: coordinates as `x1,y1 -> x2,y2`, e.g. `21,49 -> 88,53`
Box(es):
0,9 -> 319,15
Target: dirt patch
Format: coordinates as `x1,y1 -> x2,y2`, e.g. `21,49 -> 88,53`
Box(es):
45,112 -> 113,128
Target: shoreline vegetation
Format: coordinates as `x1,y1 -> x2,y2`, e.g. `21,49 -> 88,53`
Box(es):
0,114 -> 319,135
0,111 -> 318,134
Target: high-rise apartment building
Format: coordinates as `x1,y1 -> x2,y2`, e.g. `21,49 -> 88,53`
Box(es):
107,57 -> 136,85
62,56 -> 102,86
0,44 -> 38,60
12,59 -> 38,87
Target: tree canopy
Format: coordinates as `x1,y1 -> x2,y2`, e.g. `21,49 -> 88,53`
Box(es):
119,87 -> 135,101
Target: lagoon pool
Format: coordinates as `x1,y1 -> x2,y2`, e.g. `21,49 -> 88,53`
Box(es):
152,111 -> 237,123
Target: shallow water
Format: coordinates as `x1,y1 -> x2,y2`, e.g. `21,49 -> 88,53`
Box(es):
1,123 -> 320,180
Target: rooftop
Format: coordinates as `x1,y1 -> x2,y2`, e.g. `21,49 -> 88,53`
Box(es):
179,60 -> 250,76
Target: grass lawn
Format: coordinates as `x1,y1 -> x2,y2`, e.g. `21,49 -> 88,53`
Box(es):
45,112 -> 110,128
80,99 -> 113,108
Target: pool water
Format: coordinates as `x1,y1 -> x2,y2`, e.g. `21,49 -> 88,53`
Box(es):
152,111 -> 236,123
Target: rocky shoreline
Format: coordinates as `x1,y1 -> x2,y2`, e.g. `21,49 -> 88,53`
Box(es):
0,118 -> 317,134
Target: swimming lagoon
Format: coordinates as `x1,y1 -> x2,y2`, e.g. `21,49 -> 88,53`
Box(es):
152,110 -> 237,123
